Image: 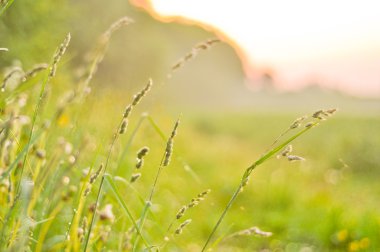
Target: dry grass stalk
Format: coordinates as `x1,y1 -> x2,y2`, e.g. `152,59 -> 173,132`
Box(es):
102,17 -> 134,39
130,79 -> 153,108
123,79 -> 152,121
1,67 -> 23,92
84,163 -> 103,197
169,38 -> 221,77
227,226 -> 273,239
268,115 -> 308,149
23,63 -> 48,81
202,108 -> 338,251
287,155 -> 305,161
166,189 -> 211,236
132,116 -> 181,249
78,17 -> 133,98
188,189 -> 211,208
1,63 -> 48,92
84,80 -> 153,250
290,116 -> 308,129
49,33 -> 71,78
15,33 -> 71,197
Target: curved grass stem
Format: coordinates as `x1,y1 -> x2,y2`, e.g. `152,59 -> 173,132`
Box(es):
201,122 -> 318,251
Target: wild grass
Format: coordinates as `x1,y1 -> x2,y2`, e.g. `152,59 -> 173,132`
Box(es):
1,12 -> 379,252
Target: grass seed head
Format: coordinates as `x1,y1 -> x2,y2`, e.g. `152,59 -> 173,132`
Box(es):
23,63 -> 48,81
131,79 -> 153,106
176,205 -> 187,219
137,146 -> 149,159
49,33 -> 71,78
119,118 -> 128,134
170,38 -> 221,75
287,155 -> 305,162
35,149 -> 46,159
163,118 -> 180,167
312,108 -> 338,121
175,219 -> 192,235
103,17 -> 134,39
136,146 -> 149,168
136,159 -> 144,169
305,122 -> 316,128
99,204 -> 115,222
312,110 -> 324,119
1,67 -> 24,92
188,189 -> 211,207
163,151 -> 171,167
248,227 -> 273,237
130,173 -> 141,183
83,187 -> 91,197
123,105 -> 133,118
90,163 -> 104,184
236,226 -> 273,237
326,108 -> 338,115
281,145 -> 293,157
188,200 -> 200,208
290,116 -> 307,129
170,119 -> 180,138
197,189 -> 211,198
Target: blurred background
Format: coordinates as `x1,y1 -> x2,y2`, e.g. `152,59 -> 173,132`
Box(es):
1,0 -> 379,251
2,0 -> 379,114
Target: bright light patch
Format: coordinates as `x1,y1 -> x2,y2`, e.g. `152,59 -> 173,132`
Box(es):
144,0 -> 380,97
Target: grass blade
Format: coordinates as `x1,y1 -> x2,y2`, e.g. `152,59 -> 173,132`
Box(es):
201,121 -> 320,251
104,174 -> 149,248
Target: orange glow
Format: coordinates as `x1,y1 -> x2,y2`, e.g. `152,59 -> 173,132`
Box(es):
130,0 -> 252,75
131,0 -> 380,97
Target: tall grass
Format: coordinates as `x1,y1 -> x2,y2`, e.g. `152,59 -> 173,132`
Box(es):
201,110 -> 337,251
0,11 -> 358,252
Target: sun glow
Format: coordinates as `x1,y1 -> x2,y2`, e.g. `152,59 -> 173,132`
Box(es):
132,0 -> 380,97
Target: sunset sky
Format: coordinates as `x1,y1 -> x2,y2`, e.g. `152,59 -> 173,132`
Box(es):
133,0 -> 380,97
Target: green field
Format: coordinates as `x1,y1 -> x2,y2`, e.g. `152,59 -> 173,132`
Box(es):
1,1 -> 380,251
1,84 -> 379,251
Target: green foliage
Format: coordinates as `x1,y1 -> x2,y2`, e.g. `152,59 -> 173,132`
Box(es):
0,3 -> 379,252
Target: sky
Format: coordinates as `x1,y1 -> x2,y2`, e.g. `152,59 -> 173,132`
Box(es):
132,0 -> 380,97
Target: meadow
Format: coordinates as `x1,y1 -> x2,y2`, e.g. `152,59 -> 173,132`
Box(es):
1,3 -> 380,251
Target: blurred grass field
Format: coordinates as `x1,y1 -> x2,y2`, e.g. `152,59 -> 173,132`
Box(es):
1,1 -> 380,251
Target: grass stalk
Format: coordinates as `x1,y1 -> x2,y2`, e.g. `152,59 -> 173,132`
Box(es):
104,174 -> 149,246
15,33 -> 70,194
201,118 -> 327,251
133,117 -> 180,250
115,113 -> 147,175
83,117 -> 125,251
84,79 -> 152,251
